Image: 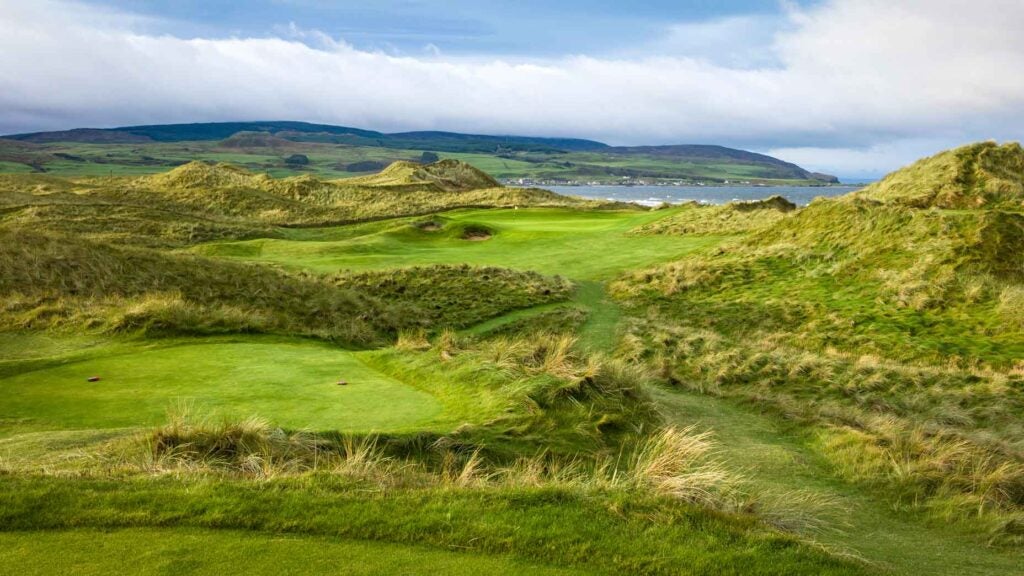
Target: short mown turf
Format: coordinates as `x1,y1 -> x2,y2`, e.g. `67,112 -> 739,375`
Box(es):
0,528 -> 593,576
0,338 -> 440,433
196,207 -> 724,281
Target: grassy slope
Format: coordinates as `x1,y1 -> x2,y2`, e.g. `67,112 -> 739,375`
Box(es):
0,476 -> 868,576
654,388 -> 1024,576
196,207 -> 722,280
610,146 -> 1024,560
0,138 -> 833,185
0,529 -> 592,576
632,197 -> 797,236
853,141 -> 1024,209
5,147 -> 1015,574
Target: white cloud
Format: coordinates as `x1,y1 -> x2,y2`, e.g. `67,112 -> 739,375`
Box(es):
764,138 -> 964,180
641,15 -> 789,68
1,0 -> 1023,175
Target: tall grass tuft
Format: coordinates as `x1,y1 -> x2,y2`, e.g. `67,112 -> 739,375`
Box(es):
626,426 -> 738,507
131,406 -> 329,478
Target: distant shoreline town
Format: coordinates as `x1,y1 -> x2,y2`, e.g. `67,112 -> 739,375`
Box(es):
502,177 -> 856,187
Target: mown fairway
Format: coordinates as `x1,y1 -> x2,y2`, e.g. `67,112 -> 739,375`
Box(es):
3,208 -> 711,440
196,207 -> 721,280
3,147 -> 1022,575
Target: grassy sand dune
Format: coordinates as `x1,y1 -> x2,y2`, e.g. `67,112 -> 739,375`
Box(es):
3,147 -> 1023,574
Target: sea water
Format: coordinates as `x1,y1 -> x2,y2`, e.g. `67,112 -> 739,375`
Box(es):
540,185 -> 863,207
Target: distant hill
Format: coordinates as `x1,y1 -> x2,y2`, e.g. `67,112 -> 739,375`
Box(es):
604,145 -> 837,183
1,120 -> 837,184
6,121 -> 607,153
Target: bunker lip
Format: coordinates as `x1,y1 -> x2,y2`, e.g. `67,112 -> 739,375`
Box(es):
415,221 -> 443,232
459,225 -> 493,241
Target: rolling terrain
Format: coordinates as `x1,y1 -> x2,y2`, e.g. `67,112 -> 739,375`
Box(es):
1,144 -> 1022,574
0,120 -> 839,185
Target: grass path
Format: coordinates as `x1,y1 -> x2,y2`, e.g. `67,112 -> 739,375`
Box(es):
573,281 -> 622,351
653,388 -> 1024,576
0,528 -> 595,576
460,301 -> 574,337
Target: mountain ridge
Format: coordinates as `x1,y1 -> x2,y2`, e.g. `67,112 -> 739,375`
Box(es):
3,120 -> 837,182
5,121 -> 609,153
2,119 -> 839,182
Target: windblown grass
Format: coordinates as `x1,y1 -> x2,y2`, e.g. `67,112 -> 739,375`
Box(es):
0,227 -> 573,345
633,196 -> 796,236
0,160 -> 617,248
612,143 -> 1024,539
853,141 -> 1024,209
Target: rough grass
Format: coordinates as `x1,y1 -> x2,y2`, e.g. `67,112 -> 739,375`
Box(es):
0,228 -> 402,345
618,320 -> 1024,530
362,331 -> 662,460
334,264 -> 573,328
633,196 -> 796,236
614,200 -> 1024,365
0,160 -> 617,248
853,141 -> 1024,209
0,529 -> 594,576
0,228 -> 572,344
611,144 -> 1024,539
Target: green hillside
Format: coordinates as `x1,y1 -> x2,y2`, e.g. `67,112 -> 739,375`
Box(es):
0,120 -> 838,184
615,142 -> 1024,551
2,145 -> 1023,575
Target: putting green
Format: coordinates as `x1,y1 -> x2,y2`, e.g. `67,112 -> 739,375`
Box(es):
0,340 -> 441,432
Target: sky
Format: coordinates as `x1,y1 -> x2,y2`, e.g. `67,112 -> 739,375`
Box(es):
0,1 -> 1022,179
